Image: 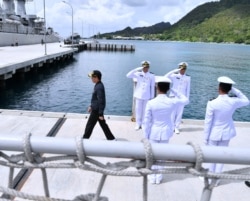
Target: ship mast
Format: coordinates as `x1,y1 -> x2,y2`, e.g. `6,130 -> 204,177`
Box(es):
2,0 -> 15,15
16,0 -> 26,17
1,0 -> 30,17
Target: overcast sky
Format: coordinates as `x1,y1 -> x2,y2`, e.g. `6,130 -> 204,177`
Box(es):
2,0 -> 217,38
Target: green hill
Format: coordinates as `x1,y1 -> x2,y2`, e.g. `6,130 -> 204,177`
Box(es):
100,0 -> 250,44
99,22 -> 171,38
158,0 -> 250,44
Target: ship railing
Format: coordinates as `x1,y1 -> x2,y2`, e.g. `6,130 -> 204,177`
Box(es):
0,134 -> 250,201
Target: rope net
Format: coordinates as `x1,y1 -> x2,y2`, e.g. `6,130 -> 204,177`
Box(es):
0,134 -> 250,201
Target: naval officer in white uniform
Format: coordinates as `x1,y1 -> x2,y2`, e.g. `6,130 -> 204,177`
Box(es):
126,61 -> 155,130
143,76 -> 189,184
204,76 -> 249,185
164,62 -> 191,134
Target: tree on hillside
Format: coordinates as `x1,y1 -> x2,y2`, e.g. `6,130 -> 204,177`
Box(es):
220,0 -> 250,6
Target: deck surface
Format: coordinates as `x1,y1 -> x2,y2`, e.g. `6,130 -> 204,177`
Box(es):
0,43 -> 72,67
0,109 -> 250,201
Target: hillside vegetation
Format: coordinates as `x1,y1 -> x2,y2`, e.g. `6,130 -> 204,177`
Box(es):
101,0 -> 250,44
157,1 -> 250,44
101,22 -> 171,39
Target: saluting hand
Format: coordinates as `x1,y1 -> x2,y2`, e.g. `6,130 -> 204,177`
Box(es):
136,67 -> 143,71
174,68 -> 180,73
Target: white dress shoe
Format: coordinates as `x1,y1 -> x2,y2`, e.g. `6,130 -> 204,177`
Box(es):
174,128 -> 180,134
135,125 -> 141,131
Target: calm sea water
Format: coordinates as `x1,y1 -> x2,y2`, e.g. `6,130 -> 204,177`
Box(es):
0,40 -> 250,121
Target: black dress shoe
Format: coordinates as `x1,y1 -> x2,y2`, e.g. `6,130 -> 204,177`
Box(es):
245,181 -> 250,188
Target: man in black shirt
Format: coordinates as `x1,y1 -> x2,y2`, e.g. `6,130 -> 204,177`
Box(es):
83,70 -> 115,140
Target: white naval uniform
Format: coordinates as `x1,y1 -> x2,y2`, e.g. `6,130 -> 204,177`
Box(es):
204,87 -> 249,174
126,67 -> 155,127
143,90 -> 189,183
164,69 -> 191,129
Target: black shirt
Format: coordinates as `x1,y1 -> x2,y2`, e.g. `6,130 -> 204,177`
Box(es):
91,81 -> 106,116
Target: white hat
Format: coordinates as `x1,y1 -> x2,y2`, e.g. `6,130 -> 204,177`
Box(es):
141,60 -> 151,66
155,76 -> 172,83
178,62 -> 188,69
217,76 -> 235,84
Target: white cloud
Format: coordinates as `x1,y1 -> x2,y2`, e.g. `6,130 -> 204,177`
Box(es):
121,0 -> 147,7
0,0 -> 216,38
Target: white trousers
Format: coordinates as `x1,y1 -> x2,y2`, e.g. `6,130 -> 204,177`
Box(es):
207,140 -> 230,173
148,139 -> 169,182
135,98 -> 148,127
172,104 -> 184,129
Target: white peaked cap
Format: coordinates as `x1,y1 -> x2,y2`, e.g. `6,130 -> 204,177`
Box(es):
217,76 -> 235,84
155,76 -> 172,83
141,60 -> 151,65
178,62 -> 188,67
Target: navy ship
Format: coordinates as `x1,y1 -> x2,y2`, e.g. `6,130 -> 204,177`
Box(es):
0,0 -> 61,47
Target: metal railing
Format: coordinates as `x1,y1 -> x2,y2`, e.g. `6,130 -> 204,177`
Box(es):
0,134 -> 250,201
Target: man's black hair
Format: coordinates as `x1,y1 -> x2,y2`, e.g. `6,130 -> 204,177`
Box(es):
219,83 -> 232,93
157,82 -> 170,93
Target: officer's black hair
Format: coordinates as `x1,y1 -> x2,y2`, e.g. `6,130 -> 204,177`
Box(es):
219,83 -> 232,93
157,82 -> 170,93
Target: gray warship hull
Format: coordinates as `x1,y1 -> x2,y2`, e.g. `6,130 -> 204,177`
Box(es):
0,0 -> 61,47
0,32 -> 60,47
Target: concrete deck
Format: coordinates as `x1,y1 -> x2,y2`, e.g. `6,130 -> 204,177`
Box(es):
0,109 -> 249,201
0,43 -> 76,81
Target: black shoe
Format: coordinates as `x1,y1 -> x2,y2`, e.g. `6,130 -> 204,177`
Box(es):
245,181 -> 250,188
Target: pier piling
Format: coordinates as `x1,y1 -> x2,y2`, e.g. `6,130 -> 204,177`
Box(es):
86,43 -> 135,52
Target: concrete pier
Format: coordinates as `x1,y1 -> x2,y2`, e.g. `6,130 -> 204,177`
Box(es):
0,43 -> 77,87
0,41 -> 134,87
0,109 -> 249,201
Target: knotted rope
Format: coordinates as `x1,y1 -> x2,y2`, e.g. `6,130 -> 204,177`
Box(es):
0,134 -> 250,201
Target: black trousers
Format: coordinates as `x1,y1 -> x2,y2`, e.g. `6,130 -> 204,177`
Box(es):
83,110 -> 115,140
